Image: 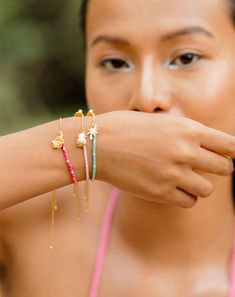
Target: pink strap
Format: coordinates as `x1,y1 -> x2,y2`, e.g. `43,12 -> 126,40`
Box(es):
88,186 -> 120,297
227,220 -> 235,297
88,188 -> 235,297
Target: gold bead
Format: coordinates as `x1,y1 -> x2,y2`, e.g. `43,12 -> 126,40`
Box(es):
74,110 -> 81,117
87,109 -> 94,116
74,109 -> 84,117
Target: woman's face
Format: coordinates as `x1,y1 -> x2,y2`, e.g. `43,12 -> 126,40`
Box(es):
85,0 -> 235,134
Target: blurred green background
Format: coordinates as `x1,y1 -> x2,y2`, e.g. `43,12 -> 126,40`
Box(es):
0,0 -> 86,135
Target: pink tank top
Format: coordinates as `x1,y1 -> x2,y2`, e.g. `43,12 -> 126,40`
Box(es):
88,186 -> 235,297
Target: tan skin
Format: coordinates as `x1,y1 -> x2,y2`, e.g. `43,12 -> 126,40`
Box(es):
1,0 -> 235,296
86,0 -> 235,295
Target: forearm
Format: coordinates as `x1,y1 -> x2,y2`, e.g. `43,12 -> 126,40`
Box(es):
0,116 -> 95,210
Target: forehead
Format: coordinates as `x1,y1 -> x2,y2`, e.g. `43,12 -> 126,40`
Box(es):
86,0 -> 230,40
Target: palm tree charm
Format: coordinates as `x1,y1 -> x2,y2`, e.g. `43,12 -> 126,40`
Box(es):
87,124 -> 98,141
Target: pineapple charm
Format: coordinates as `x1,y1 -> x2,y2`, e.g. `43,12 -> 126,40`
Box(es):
76,131 -> 87,148
74,109 -> 87,147
87,110 -> 98,141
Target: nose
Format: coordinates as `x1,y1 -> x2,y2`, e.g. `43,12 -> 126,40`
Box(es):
129,56 -> 172,113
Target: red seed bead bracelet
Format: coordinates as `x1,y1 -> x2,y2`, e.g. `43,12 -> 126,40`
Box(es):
50,118 -> 80,249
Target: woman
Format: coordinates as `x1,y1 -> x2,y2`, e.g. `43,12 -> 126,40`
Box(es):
1,0 -> 235,296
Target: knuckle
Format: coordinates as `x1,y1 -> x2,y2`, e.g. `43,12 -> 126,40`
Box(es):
157,185 -> 172,198
184,150 -> 197,163
183,122 -> 198,137
164,167 -> 181,181
180,118 -> 200,136
174,143 -> 197,163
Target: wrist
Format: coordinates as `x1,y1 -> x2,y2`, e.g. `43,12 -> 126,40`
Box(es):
95,112 -> 113,182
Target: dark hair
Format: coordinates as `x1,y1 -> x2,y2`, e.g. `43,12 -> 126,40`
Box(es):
79,0 -> 89,44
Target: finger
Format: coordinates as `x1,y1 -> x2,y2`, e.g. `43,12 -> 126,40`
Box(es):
177,169 -> 213,198
165,188 -> 198,208
198,125 -> 235,158
192,148 -> 234,176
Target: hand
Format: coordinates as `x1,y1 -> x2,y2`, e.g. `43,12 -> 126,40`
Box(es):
96,110 -> 235,208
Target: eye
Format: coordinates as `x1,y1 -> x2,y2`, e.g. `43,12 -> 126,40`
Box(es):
170,53 -> 202,68
99,58 -> 133,72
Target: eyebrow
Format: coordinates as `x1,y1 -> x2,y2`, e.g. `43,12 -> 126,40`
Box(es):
91,36 -> 130,47
161,26 -> 214,41
91,26 -> 214,47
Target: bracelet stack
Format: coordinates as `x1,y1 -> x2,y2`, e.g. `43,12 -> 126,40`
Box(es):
50,109 -> 98,249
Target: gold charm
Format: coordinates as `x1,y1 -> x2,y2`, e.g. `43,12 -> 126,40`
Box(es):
76,131 -> 87,147
88,124 -> 98,141
74,109 -> 87,147
52,133 -> 64,149
86,109 -> 98,140
52,118 -> 64,149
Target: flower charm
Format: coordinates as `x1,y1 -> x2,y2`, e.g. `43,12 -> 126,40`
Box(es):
52,133 -> 64,149
88,124 -> 98,141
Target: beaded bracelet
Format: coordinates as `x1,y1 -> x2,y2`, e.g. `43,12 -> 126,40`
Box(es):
74,110 -> 90,213
87,109 -> 98,181
50,118 -> 80,249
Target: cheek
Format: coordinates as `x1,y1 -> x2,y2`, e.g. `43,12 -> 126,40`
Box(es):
86,60 -> 235,135
85,67 -> 131,114
178,63 -> 235,135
